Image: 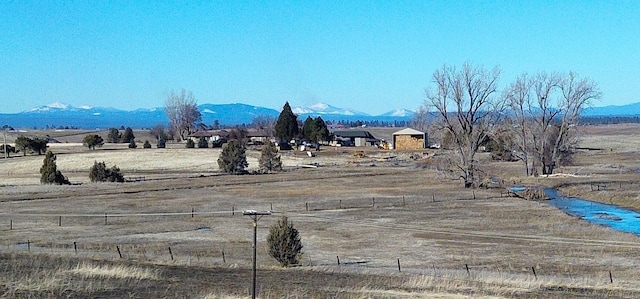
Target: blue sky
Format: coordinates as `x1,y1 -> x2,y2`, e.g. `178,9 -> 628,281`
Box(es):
1,1 -> 639,115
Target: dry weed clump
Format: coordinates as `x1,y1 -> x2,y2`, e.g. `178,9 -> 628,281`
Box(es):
69,262 -> 160,280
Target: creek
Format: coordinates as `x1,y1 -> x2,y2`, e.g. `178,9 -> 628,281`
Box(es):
545,188 -> 640,236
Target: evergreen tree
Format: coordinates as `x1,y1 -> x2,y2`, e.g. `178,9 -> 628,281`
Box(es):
29,137 -> 48,155
267,216 -> 303,267
217,139 -> 248,174
89,161 -> 125,182
143,140 -> 152,148
302,116 -> 316,141
121,127 -> 135,143
40,151 -> 70,185
259,141 -> 282,173
197,136 -> 209,148
83,134 -> 104,150
128,139 -> 137,148
107,128 -> 121,143
313,116 -> 329,143
274,102 -> 299,142
15,136 -> 32,156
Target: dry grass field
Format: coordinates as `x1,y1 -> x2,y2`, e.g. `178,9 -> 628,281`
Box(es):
2,125 -> 640,298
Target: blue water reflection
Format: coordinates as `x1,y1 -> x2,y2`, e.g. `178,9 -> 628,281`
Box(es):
545,188 -> 640,236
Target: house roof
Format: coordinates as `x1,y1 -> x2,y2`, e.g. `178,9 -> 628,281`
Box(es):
332,130 -> 377,139
392,128 -> 425,136
188,130 -> 229,137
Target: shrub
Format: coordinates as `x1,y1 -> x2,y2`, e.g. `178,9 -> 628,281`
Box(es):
197,136 -> 209,148
128,139 -> 137,149
217,139 -> 247,174
89,161 -> 125,182
143,140 -> 152,148
40,151 -> 70,185
185,139 -> 195,148
267,216 -> 303,267
157,138 -> 166,148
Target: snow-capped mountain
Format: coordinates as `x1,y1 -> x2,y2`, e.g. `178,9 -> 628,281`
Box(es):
292,103 -> 370,116
379,108 -> 415,117
1,101 -> 414,129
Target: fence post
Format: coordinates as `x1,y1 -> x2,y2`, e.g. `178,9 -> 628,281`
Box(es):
465,264 -> 470,276
191,207 -> 194,218
58,216 -> 62,227
222,250 -> 226,263
27,240 -> 30,252
609,270 -> 613,283
339,200 -> 342,209
104,213 -> 108,225
397,258 -> 401,272
232,206 -> 235,216
336,255 -> 340,265
432,194 -> 435,202
10,219 -> 12,230
402,196 -> 405,206
116,245 -> 123,259
473,191 -> 476,200
531,266 -> 537,280
270,203 -> 273,211
168,246 -> 174,260
305,202 -> 309,212
372,197 -> 375,208
74,242 -> 77,255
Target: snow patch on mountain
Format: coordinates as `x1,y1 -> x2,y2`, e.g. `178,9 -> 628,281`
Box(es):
292,102 -> 369,116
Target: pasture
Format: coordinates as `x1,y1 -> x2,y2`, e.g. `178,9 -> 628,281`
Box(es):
2,125 -> 640,298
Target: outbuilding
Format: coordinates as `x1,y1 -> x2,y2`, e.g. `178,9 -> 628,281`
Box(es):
392,128 -> 428,150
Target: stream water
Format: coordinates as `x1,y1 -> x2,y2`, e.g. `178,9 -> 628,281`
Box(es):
545,188 -> 640,236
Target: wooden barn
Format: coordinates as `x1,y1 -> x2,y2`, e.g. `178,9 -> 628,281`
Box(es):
392,128 -> 428,150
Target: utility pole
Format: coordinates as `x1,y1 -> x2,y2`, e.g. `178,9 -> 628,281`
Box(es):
243,210 -> 271,299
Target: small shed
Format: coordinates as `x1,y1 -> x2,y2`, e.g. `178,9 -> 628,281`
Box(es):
392,128 -> 428,150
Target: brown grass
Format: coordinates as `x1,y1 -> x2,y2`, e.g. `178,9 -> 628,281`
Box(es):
2,125 -> 640,298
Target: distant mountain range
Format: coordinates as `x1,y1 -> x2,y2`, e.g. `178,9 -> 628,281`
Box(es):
0,102 -> 415,129
2,101 -> 639,130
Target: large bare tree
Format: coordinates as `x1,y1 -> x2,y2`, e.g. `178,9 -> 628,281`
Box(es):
426,63 -> 505,188
164,89 -> 202,141
505,72 -> 601,175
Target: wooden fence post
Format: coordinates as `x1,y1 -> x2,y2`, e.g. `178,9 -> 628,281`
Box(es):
27,240 -> 30,252
58,216 -> 62,227
222,250 -> 226,263
339,200 -> 342,209
336,256 -> 340,265
305,202 -> 309,212
465,264 -> 470,276
232,206 -> 235,216
609,270 -> 613,283
397,258 -> 401,272
372,197 -> 375,208
116,245 -> 123,259
191,207 -> 195,218
432,194 -> 435,202
104,213 -> 108,225
74,242 -> 77,255
531,266 -> 537,280
10,219 -> 12,230
168,246 -> 174,260
270,203 -> 273,211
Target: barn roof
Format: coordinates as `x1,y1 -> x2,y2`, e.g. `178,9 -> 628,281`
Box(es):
332,130 -> 377,139
392,128 -> 425,136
